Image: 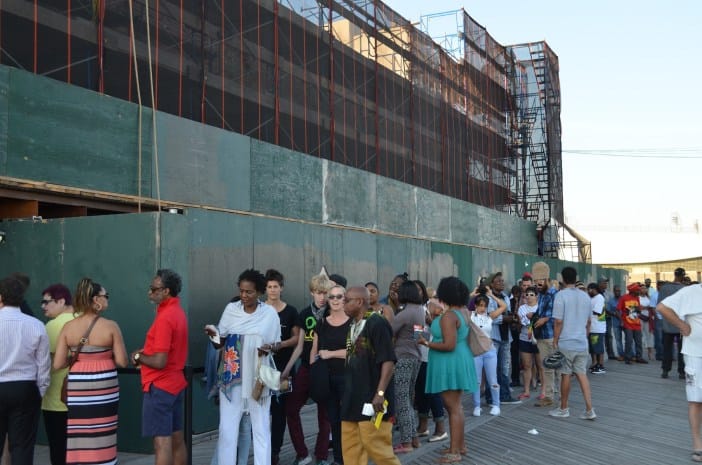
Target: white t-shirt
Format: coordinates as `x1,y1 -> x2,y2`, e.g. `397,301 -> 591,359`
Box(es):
518,304 -> 538,342
590,293 -> 606,333
471,312 -> 493,339
662,284 -> 702,356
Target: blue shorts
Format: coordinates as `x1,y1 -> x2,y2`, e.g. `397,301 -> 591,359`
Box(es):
588,333 -> 605,355
142,385 -> 184,437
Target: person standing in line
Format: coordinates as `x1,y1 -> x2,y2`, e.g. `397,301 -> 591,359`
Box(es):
264,269 -> 299,465
40,284 -> 75,465
531,262 -> 558,408
606,285 -> 624,361
419,277 -> 478,462
340,286 -> 400,465
618,283 -> 646,364
656,282 -> 702,462
660,268 -> 687,379
0,276 -> 50,465
549,267 -> 596,420
55,278 -> 128,465
389,281 -> 425,452
132,269 -> 189,465
587,283 -> 607,374
310,285 -> 350,465
280,273 -> 333,465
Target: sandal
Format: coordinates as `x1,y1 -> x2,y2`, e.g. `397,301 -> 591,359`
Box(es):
518,392 -> 530,400
392,444 -> 414,454
437,453 -> 462,463
692,450 -> 702,462
439,447 -> 468,455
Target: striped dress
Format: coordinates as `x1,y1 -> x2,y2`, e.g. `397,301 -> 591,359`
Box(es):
66,347 -> 119,465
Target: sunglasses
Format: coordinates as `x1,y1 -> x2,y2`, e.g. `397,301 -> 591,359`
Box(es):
525,293 -> 536,297
98,294 -> 110,299
40,299 -> 56,305
328,294 -> 344,300
149,286 -> 165,293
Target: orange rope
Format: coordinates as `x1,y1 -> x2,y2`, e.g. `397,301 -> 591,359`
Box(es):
67,0 -> 71,83
178,0 -> 182,116
33,0 -> 37,73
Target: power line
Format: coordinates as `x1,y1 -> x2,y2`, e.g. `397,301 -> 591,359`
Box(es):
563,148 -> 702,159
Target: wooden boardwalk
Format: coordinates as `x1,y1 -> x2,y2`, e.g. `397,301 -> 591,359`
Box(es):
33,359 -> 693,465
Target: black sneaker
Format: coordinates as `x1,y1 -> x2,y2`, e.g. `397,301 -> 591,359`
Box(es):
661,371 -> 669,379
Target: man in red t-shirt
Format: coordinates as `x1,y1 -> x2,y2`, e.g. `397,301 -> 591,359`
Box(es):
131,269 -> 189,465
617,283 -> 646,365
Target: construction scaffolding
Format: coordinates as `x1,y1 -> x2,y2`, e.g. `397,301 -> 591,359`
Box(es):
0,0 -> 566,256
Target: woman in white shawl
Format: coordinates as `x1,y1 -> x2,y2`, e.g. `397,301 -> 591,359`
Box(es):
205,269 -> 281,465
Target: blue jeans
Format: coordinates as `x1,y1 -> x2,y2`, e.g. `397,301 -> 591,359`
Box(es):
211,413 -> 251,465
611,316 -> 624,357
485,339 -> 511,403
472,349 -> 499,408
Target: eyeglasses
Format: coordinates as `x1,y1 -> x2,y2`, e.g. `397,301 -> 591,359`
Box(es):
525,293 -> 536,297
40,299 -> 56,306
98,294 -> 110,300
149,286 -> 165,293
328,294 -> 344,300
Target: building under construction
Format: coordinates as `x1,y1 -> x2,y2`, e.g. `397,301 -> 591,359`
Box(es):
1,0 -> 571,256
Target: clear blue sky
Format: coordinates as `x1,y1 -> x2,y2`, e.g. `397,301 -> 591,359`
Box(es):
382,0 -> 702,263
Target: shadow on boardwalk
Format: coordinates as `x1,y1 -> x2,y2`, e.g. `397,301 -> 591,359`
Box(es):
34,359 -> 691,465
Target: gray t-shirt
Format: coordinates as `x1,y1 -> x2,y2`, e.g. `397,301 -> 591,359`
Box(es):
659,282 -> 684,334
553,287 -> 591,352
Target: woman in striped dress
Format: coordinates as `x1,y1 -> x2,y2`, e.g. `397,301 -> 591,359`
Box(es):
54,278 -> 128,465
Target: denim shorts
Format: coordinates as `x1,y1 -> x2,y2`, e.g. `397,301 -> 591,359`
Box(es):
142,384 -> 184,437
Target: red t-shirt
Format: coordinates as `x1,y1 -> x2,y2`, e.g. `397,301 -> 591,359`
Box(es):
141,296 -> 188,394
617,294 -> 641,331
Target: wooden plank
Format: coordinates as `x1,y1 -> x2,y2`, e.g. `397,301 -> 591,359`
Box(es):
33,356 -> 694,465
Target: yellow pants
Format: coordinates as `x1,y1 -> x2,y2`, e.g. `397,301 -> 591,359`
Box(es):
341,421 -> 400,465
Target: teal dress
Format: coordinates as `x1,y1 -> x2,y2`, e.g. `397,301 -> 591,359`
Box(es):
425,309 -> 478,393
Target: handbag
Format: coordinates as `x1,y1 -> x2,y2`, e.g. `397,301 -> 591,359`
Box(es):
466,317 -> 493,356
252,352 -> 282,401
61,316 -> 101,404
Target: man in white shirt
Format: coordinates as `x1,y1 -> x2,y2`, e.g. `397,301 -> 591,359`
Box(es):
587,283 -> 607,374
0,276 -> 51,464
657,283 -> 702,462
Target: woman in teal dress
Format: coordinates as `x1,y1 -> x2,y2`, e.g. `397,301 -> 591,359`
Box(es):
419,277 -> 477,463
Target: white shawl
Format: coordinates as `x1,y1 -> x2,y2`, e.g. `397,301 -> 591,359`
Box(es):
217,300 -> 281,406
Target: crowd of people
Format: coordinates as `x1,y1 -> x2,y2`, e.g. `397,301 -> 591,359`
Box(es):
2,264 -> 701,465
0,269 -> 189,465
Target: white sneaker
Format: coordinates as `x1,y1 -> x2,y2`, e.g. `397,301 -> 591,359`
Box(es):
580,409 -> 597,420
548,408 -> 570,418
293,457 -> 312,465
472,407 -> 481,417
489,406 -> 501,416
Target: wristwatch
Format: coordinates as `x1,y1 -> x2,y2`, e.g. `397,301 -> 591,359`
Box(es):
377,390 -> 385,397
133,352 -> 141,363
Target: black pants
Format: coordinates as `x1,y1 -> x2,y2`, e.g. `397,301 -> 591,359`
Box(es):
0,381 -> 41,465
510,327 -> 521,384
662,332 -> 685,374
270,392 -> 288,461
605,316 -> 615,357
42,410 -> 67,465
326,374 -> 345,464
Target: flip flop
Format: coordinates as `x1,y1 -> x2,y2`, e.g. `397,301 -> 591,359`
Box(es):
692,450 -> 702,462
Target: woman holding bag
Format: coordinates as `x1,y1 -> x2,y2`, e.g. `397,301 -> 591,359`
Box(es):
53,278 -> 128,465
205,269 -> 281,465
